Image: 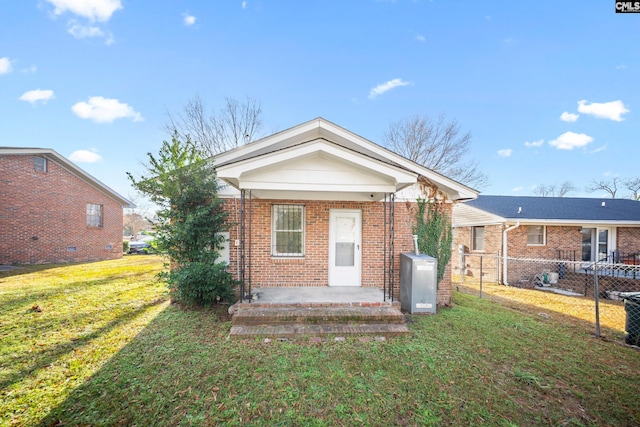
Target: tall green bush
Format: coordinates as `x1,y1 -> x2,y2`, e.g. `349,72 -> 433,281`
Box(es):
413,198 -> 452,286
128,132 -> 235,306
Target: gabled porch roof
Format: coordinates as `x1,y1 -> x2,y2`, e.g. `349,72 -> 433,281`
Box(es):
216,118 -> 477,202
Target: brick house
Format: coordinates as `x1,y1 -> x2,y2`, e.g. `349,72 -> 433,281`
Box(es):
0,147 -> 133,264
452,195 -> 640,285
215,118 -> 477,307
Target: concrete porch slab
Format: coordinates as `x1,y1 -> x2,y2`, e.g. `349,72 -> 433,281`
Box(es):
247,287 -> 389,304
535,286 -> 583,297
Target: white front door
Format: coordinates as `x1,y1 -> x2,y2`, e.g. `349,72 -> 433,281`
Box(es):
329,209 -> 362,286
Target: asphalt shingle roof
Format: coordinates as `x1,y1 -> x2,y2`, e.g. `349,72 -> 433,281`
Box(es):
467,195 -> 640,222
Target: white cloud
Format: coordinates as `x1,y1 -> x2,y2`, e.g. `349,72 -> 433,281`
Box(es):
19,89 -> 55,104
616,64 -> 626,70
45,0 -> 122,22
560,112 -> 579,122
497,149 -> 512,158
0,57 -> 12,74
368,78 -> 411,99
69,149 -> 102,163
22,65 -> 37,73
242,1 -> 248,9
71,96 -> 143,123
512,186 -> 524,192
416,34 -> 426,43
183,12 -> 196,26
590,145 -> 607,154
68,21 -> 104,38
577,99 -> 629,122
524,139 -> 544,148
549,131 -> 593,150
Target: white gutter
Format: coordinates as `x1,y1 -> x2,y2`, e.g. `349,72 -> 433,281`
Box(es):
502,222 -> 520,285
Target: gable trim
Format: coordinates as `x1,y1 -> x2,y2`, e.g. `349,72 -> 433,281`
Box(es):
0,147 -> 134,208
214,118 -> 478,201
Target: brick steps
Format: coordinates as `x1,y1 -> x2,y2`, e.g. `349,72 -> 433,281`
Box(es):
229,323 -> 410,339
229,304 -> 410,339
232,306 -> 406,325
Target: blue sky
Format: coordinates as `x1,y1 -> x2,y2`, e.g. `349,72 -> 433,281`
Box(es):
1,1 -> 638,203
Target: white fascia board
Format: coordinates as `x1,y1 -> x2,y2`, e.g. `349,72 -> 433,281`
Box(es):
452,220 -> 505,227
452,203 -> 505,227
218,183 -> 241,198
214,118 -> 477,201
502,219 -> 640,227
239,181 -> 397,193
251,189 -> 389,201
313,121 -> 478,201
215,119 -> 324,166
218,140 -> 417,187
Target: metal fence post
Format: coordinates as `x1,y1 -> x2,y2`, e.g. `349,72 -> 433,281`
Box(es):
479,255 -> 483,298
594,260 -> 601,337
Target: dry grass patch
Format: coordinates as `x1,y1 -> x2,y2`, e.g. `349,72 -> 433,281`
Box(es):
454,279 -> 626,340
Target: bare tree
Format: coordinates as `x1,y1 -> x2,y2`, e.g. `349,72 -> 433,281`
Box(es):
383,114 -> 488,189
623,177 -> 640,201
533,184 -> 555,197
165,95 -> 263,156
533,181 -> 575,197
586,177 -> 619,198
124,212 -> 152,239
558,181 -> 576,197
124,193 -> 155,239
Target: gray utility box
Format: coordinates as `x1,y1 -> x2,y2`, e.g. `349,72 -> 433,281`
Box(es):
400,253 -> 437,314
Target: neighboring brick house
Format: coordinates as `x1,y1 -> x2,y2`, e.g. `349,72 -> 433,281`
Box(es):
452,195 -> 640,285
214,118 -> 477,307
0,147 -> 133,264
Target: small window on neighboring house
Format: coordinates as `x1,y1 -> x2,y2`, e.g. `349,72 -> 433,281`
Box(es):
272,204 -> 304,256
87,204 -> 103,228
472,226 -> 485,251
527,225 -> 545,245
34,156 -> 47,172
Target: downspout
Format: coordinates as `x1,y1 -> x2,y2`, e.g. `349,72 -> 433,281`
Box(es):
502,222 -> 520,285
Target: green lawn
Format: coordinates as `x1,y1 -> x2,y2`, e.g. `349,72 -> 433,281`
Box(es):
1,257 -> 639,426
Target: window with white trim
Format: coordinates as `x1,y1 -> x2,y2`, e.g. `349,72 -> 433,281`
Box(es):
272,204 -> 304,256
472,226 -> 484,251
86,204 -> 103,228
527,225 -> 545,245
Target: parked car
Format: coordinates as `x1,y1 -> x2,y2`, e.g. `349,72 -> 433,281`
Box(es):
128,241 -> 152,254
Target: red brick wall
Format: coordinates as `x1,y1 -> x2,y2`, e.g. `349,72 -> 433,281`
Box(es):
222,198 -> 453,306
453,224 -> 585,284
452,224 -> 502,282
617,228 -> 640,256
505,225 -> 582,260
0,155 -> 124,264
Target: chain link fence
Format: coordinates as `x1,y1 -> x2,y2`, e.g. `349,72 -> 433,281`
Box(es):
452,254 -> 640,346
